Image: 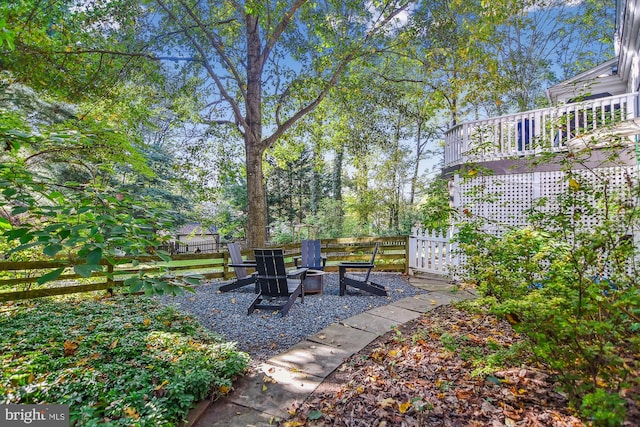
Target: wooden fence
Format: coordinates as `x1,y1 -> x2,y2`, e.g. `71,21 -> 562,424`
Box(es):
0,236 -> 407,302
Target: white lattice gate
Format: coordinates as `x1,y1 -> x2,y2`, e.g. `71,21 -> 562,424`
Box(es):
408,228 -> 455,276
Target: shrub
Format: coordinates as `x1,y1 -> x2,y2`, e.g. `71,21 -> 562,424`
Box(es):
455,159 -> 640,423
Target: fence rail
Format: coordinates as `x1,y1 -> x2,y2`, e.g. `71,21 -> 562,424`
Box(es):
0,236 -> 408,301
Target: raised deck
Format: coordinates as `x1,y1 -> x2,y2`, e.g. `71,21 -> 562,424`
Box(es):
444,93 -> 640,169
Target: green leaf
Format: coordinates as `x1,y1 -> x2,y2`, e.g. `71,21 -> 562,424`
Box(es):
124,276 -> 139,287
7,228 -> 29,240
183,276 -> 202,286
2,188 -> 17,198
8,242 -> 39,254
86,247 -> 103,265
486,375 -> 501,385
74,264 -> 102,277
47,191 -> 65,201
0,217 -> 11,230
43,244 -> 63,257
37,267 -> 65,285
308,410 -> 323,420
6,129 -> 30,139
11,206 -> 28,215
18,232 -> 33,244
156,251 -> 172,262
129,279 -> 143,293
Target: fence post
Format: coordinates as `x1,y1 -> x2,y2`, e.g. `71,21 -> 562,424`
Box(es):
449,227 -> 458,280
223,250 -> 229,280
106,264 -> 114,290
404,234 -> 410,275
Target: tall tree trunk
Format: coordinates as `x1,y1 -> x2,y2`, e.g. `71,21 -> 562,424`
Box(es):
310,149 -> 319,215
245,139 -> 266,248
245,15 -> 267,248
332,146 -> 344,234
389,113 -> 402,230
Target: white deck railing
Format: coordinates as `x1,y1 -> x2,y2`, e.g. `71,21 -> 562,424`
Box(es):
408,228 -> 455,276
444,92 -> 640,168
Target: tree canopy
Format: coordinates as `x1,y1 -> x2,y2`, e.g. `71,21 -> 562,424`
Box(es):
0,0 -> 616,254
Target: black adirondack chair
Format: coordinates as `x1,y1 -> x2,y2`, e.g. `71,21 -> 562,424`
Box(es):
294,239 -> 327,270
219,243 -> 258,292
248,249 -> 308,317
338,242 -> 387,296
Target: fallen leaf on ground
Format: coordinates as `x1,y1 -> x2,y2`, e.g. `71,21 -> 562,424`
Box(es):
63,340 -> 78,356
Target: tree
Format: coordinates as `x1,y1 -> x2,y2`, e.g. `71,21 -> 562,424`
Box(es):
144,0 -> 412,247
402,0 -> 512,127
491,0 -> 615,111
0,1 -> 198,294
264,142 -> 314,234
419,176 -> 451,232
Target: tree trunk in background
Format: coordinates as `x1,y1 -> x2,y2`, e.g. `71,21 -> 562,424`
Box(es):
332,147 -> 343,201
389,113 -> 402,230
410,118 -> 423,206
332,146 -> 344,233
310,149 -> 319,215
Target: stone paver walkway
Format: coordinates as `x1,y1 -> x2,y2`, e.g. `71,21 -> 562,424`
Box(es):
186,274 -> 476,427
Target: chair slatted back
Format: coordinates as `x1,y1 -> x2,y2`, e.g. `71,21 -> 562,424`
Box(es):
254,249 -> 289,297
363,243 -> 379,283
300,239 -> 323,270
228,243 -> 248,279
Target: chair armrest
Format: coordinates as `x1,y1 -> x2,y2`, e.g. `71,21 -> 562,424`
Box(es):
287,267 -> 308,279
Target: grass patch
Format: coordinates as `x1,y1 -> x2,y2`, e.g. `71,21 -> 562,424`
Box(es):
1,294 -> 249,426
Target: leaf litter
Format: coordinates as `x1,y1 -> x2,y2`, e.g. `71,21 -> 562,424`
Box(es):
286,305 -> 591,427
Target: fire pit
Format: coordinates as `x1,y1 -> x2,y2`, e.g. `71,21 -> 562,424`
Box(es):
303,270 -> 325,294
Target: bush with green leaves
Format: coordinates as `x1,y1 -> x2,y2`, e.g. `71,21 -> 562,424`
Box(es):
455,158 -> 640,424
1,295 -> 250,426
0,105 -> 197,295
419,177 -> 452,234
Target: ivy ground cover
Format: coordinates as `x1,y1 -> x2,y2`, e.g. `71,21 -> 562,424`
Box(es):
1,294 -> 249,426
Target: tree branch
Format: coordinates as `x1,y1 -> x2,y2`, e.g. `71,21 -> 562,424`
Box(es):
154,0 -> 247,134
266,1 -> 413,146
174,0 -> 248,101
260,0 -> 308,67
267,54 -> 353,146
53,48 -> 202,63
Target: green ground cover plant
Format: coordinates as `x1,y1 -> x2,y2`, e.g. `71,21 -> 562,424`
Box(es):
1,294 -> 249,426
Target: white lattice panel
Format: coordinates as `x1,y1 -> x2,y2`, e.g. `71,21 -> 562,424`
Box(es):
454,166 -> 637,236
537,167 -> 637,233
456,173 -> 534,235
